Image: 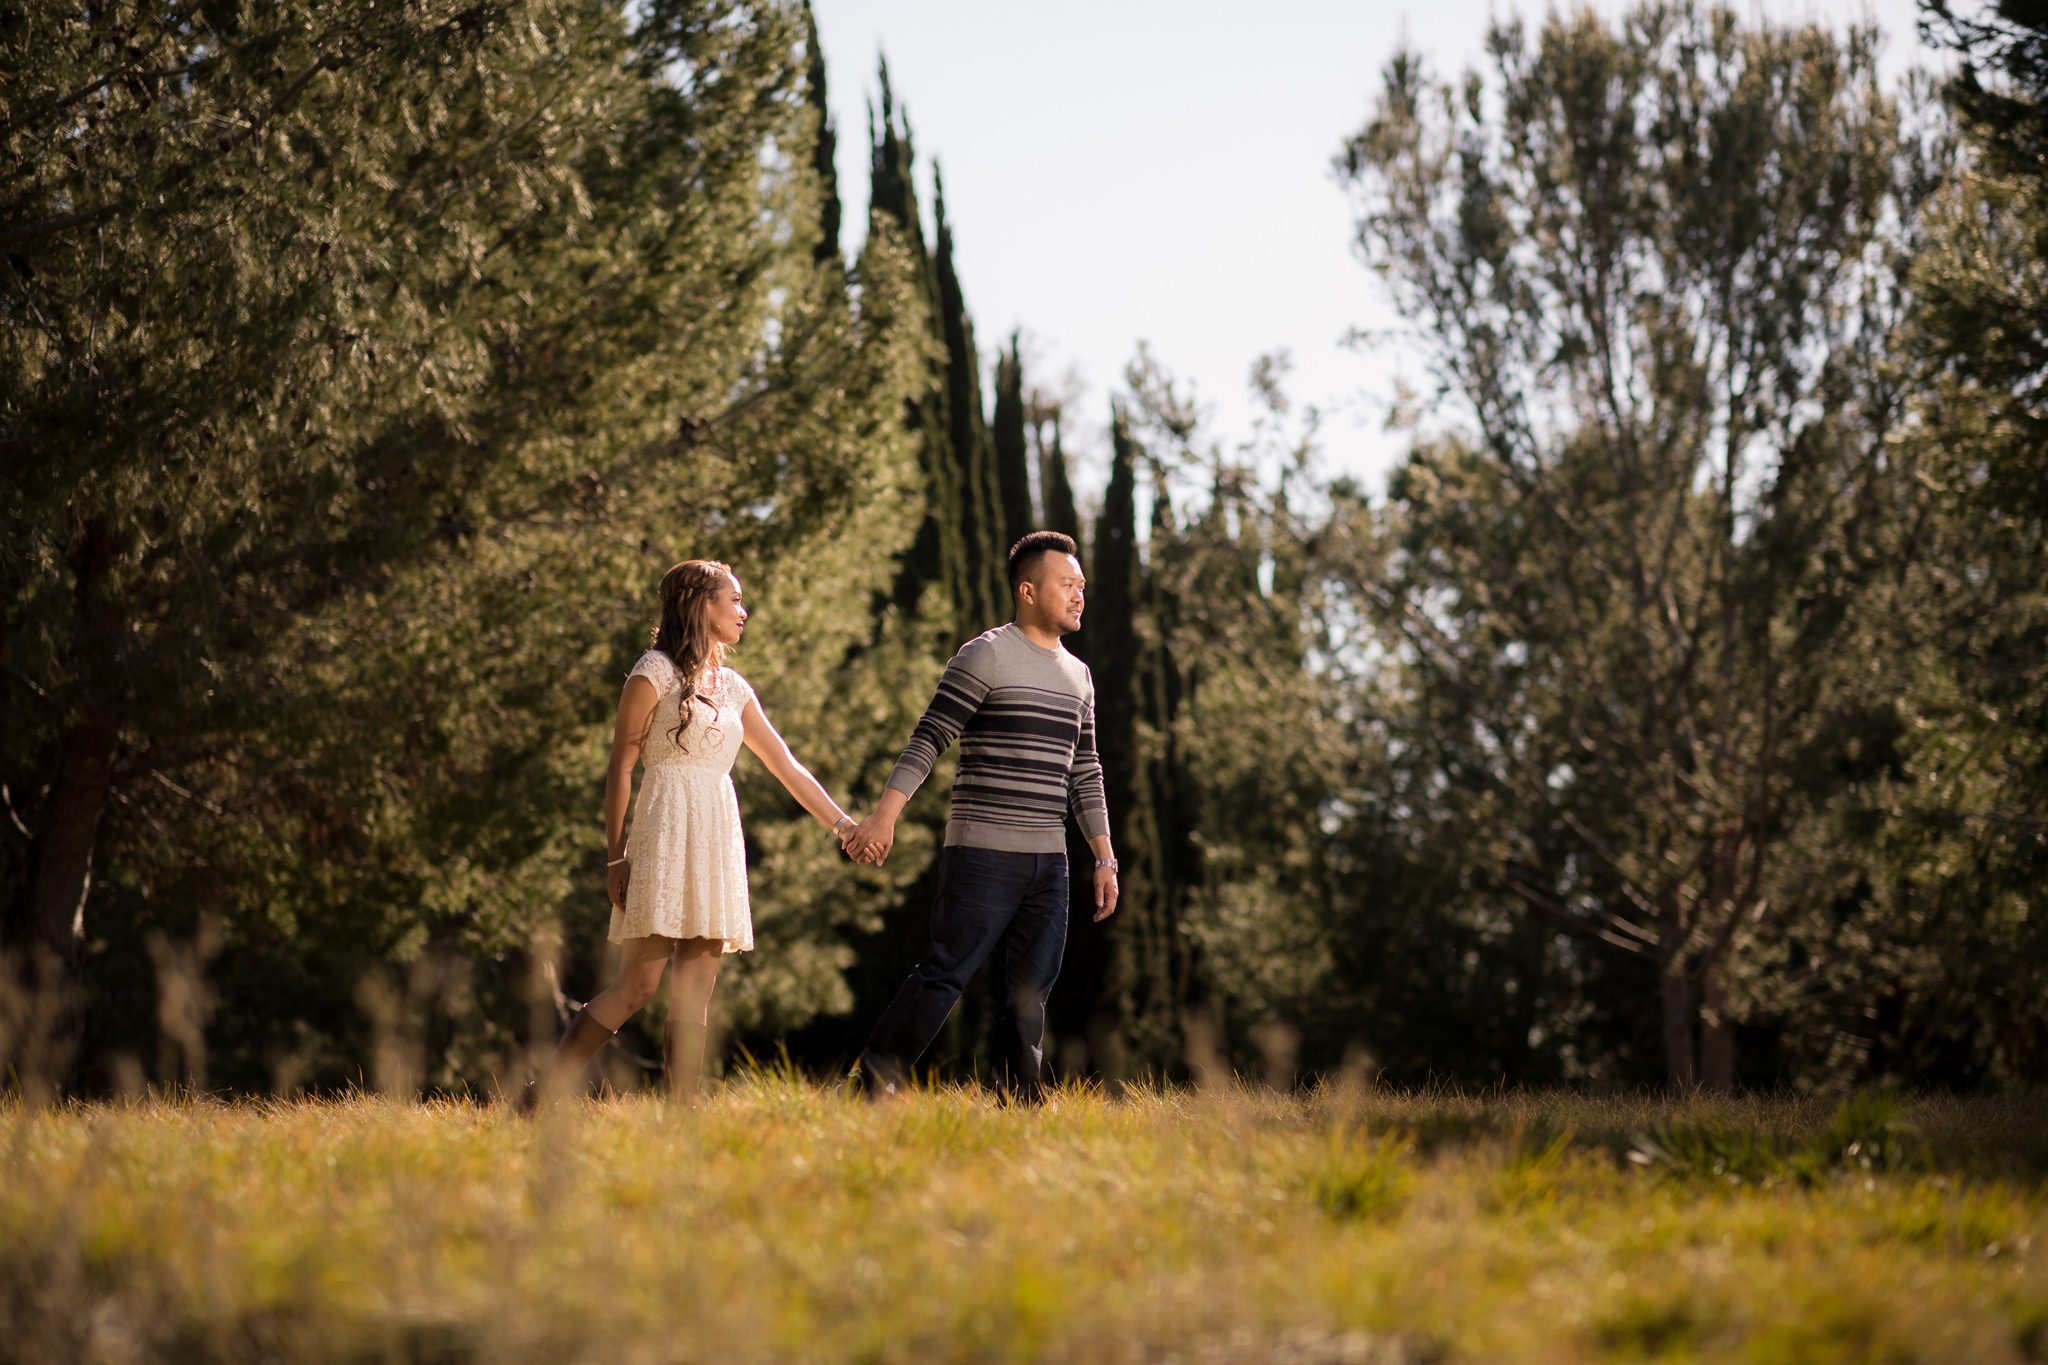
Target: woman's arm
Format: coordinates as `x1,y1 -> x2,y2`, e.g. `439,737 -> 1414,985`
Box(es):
605,676 -> 660,909
739,697 -> 854,838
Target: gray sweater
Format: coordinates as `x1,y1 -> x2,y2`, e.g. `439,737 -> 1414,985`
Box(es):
885,623 -> 1112,854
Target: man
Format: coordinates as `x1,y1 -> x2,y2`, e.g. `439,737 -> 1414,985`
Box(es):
844,531 -> 1119,1100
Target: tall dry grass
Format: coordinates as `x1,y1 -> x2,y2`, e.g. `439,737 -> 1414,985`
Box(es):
1,1073 -> 2042,1364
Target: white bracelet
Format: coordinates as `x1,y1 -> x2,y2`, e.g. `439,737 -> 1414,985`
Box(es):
831,815 -> 854,834
607,856 -> 629,867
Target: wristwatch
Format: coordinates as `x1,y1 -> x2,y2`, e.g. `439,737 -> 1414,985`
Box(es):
1095,857 -> 1118,871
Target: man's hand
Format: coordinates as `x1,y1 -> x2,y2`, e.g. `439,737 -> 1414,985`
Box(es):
1092,863 -> 1119,921
846,791 -> 906,865
847,812 -> 895,864
607,859 -> 631,909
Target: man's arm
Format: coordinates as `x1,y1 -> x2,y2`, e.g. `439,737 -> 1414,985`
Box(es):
1066,690 -> 1117,917
845,645 -> 989,865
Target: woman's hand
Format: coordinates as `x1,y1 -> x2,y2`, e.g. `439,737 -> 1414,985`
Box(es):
607,858 -> 631,909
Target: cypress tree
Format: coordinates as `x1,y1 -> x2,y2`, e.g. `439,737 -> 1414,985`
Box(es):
866,63 -> 968,629
931,169 -> 1008,633
1040,416 -> 1084,548
991,334 -> 1037,551
801,1 -> 842,272
1085,404 -> 1181,1072
1093,405 -> 1144,823
1137,460 -> 1197,1059
1025,385 -> 1086,659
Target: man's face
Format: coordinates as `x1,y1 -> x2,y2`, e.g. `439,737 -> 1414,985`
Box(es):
1024,553 -> 1086,634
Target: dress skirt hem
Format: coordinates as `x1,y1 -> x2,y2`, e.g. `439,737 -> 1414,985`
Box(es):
609,766 -> 753,954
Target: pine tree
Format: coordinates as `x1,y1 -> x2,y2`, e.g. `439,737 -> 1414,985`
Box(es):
0,0 -> 929,1092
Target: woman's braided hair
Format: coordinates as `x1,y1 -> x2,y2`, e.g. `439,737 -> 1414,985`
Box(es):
652,559 -> 734,751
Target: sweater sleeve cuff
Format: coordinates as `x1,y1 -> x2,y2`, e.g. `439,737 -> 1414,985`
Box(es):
885,765 -> 927,801
1077,806 -> 1111,841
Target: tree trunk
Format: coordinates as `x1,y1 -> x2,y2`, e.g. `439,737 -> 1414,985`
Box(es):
1699,962 -> 1736,1092
22,520 -> 125,963
22,717 -> 115,963
8,520 -> 125,1093
1696,835 -> 1741,1092
1660,940 -> 1696,1090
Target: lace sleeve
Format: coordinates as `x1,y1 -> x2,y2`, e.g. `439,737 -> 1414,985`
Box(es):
723,668 -> 756,713
627,650 -> 680,700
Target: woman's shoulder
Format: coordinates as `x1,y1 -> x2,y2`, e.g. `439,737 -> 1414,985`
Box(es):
720,665 -> 756,705
626,650 -> 682,696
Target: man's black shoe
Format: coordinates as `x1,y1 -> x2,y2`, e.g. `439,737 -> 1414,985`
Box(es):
856,1051 -> 910,1101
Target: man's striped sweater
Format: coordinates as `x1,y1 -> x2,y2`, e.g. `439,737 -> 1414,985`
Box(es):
884,623 -> 1111,854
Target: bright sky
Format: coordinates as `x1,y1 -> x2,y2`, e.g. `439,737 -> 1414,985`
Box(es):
811,0 -> 1934,500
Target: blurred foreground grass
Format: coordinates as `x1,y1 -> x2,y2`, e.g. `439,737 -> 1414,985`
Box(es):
2,1075 -> 2044,1364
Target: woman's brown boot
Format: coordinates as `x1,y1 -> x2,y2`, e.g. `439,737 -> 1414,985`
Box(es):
517,1007 -> 616,1113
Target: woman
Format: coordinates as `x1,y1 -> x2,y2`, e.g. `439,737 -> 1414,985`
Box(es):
525,559 -> 857,1106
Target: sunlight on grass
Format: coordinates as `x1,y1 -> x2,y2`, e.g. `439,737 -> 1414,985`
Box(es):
1,1076 -> 2042,1363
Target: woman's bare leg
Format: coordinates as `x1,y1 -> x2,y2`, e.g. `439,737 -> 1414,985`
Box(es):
585,935 -> 678,1031
664,937 -> 722,1103
528,936 -> 676,1104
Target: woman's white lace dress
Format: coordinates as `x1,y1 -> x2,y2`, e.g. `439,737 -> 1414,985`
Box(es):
610,651 -> 755,953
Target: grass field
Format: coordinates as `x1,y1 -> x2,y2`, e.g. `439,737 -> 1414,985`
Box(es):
2,1075 -> 2044,1364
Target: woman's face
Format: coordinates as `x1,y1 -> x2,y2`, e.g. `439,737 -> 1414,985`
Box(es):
705,573 -> 748,646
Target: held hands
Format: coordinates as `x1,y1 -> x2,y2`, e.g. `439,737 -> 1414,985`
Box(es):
842,808 -> 897,866
831,812 -> 882,866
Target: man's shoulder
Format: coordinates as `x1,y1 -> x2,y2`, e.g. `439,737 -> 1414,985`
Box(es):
947,627 -> 1005,671
954,623 -> 1040,666
961,624 -> 1011,653
1058,651 -> 1094,701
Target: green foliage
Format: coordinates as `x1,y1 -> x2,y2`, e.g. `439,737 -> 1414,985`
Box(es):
1,0 -> 929,1091
1818,0 -> 2048,1087
1631,1088 -> 1933,1185
1595,1293 -> 1711,1359
5,0 -> 2046,1101
1306,1125 -> 1411,1221
1330,1 -> 1945,1089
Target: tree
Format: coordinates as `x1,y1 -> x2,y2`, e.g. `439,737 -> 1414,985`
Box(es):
1336,4 -> 1914,1088
931,173 -> 1009,632
5,0 -> 648,1042
1,0 -> 928,1092
801,0 -> 842,273
990,334 -> 1037,551
1804,0 -> 2048,1085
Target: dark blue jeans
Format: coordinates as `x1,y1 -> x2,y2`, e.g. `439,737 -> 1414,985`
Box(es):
861,846 -> 1069,1095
